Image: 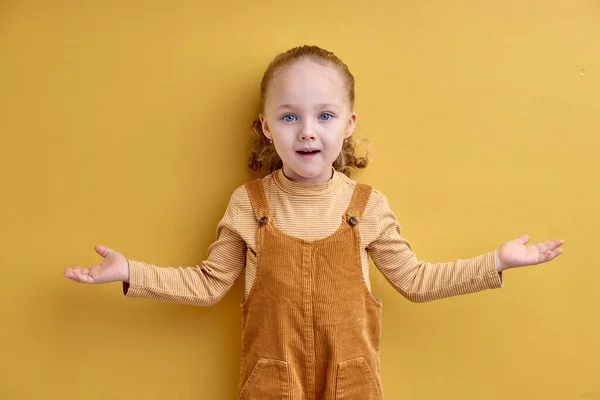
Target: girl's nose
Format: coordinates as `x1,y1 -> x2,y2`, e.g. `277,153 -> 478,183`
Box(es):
298,124 -> 317,140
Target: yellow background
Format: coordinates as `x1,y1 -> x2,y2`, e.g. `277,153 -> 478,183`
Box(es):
1,1 -> 598,399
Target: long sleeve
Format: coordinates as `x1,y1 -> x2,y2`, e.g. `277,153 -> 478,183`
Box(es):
367,194 -> 503,303
122,193 -> 247,307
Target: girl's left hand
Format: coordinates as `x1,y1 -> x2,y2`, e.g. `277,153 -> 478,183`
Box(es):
495,234 -> 564,272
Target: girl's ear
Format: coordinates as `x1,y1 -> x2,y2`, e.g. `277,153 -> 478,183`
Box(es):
345,112 -> 357,139
259,114 -> 272,140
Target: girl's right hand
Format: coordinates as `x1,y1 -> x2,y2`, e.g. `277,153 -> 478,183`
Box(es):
64,244 -> 129,284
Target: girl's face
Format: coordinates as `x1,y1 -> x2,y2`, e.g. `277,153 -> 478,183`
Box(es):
259,59 -> 357,184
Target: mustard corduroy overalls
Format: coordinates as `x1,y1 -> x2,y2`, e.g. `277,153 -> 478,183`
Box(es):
238,179 -> 383,400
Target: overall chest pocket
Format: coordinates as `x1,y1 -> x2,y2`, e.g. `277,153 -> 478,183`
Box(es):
335,356 -> 382,400
239,358 -> 290,400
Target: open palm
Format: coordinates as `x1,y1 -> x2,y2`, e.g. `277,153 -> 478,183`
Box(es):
498,234 -> 564,271
64,244 -> 129,284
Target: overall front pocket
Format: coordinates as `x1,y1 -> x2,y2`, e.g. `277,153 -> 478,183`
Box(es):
239,358 -> 290,400
335,356 -> 381,400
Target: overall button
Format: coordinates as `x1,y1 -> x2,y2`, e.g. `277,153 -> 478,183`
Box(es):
348,216 -> 358,226
259,216 -> 269,225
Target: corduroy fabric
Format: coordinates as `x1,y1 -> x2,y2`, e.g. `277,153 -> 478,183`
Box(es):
238,179 -> 383,399
123,168 -> 504,306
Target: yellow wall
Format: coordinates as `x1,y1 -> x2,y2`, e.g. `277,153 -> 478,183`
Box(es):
1,1 -> 597,399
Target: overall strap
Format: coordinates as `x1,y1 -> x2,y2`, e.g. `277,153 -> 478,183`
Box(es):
244,178 -> 271,225
345,183 -> 372,226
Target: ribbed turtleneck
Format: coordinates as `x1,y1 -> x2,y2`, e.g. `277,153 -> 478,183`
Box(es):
273,166 -> 341,196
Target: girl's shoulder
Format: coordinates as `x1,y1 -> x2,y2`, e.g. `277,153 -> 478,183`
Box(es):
228,173 -> 275,213
336,172 -> 390,207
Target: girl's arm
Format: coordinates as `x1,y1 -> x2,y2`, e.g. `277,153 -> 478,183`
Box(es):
65,192 -> 247,307
122,193 -> 247,307
367,194 -> 563,303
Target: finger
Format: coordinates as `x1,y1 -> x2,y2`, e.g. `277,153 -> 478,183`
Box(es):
518,234 -> 530,245
543,239 -> 564,246
72,268 -> 84,283
73,268 -> 91,283
73,266 -> 87,275
65,267 -> 90,283
73,267 -> 90,276
95,244 -> 111,258
534,239 -> 565,253
64,268 -> 76,280
538,248 -> 563,263
553,248 -> 564,257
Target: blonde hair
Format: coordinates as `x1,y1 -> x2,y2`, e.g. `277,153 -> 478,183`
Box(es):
248,45 -> 370,177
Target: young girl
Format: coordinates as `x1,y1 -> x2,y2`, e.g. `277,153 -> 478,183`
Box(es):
64,45 -> 564,400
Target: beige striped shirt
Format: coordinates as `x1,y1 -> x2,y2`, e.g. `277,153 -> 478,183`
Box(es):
124,167 -> 503,305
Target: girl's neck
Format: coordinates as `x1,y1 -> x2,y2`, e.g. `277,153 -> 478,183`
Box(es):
275,167 -> 340,196
282,166 -> 334,185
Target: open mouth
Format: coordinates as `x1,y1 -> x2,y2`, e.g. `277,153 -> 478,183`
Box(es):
296,150 -> 320,155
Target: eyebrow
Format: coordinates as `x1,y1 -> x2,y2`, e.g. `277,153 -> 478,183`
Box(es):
276,103 -> 341,111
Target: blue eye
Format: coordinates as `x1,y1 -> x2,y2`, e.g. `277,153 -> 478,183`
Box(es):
282,114 -> 297,122
320,113 -> 333,121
